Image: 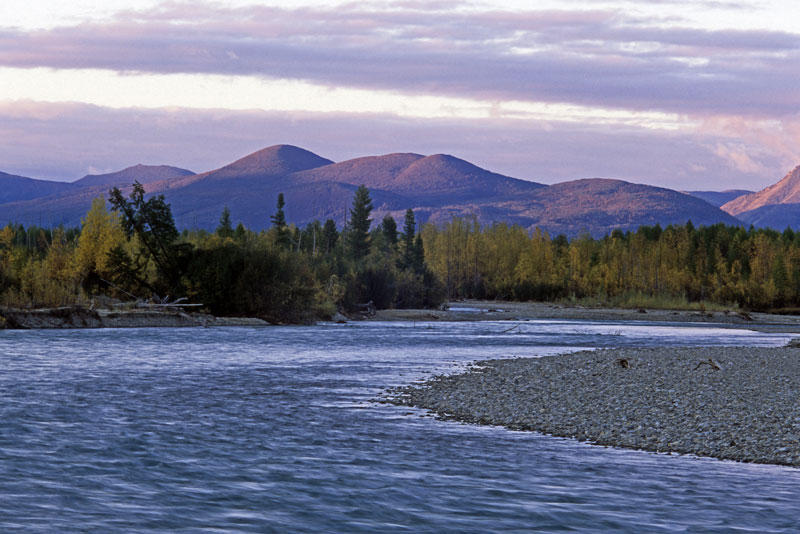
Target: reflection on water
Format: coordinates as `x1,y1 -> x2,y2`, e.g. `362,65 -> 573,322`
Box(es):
0,320 -> 798,533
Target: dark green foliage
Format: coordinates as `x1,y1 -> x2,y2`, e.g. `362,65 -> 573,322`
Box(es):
347,185 -> 373,260
395,268 -> 446,309
108,182 -> 181,290
381,216 -> 398,250
322,219 -> 339,255
186,243 -> 317,323
104,245 -> 151,298
216,206 -> 234,238
234,223 -> 247,241
271,193 -> 290,248
400,209 -> 416,269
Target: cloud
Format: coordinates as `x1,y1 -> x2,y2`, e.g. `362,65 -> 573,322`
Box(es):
699,113 -> 800,173
712,143 -> 769,174
0,99 -> 789,191
0,2 -> 798,117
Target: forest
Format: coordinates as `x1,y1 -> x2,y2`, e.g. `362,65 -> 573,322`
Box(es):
2,183 -> 800,323
0,184 -> 444,323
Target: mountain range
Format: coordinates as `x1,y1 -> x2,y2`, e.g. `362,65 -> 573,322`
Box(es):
1,144 -> 797,236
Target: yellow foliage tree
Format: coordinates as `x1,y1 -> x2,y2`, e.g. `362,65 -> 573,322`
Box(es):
74,197 -> 127,289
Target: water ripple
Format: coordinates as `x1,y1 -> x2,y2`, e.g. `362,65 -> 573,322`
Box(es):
1,321 -> 798,532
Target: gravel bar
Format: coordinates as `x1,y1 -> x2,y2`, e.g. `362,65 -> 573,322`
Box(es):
390,347 -> 800,467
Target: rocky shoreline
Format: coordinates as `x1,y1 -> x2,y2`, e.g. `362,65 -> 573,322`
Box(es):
0,306 -> 268,329
389,346 -> 800,467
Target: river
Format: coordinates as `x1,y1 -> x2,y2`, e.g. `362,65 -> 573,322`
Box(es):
1,319 -> 799,532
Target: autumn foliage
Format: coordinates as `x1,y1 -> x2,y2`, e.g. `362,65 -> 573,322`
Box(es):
2,189 -> 799,320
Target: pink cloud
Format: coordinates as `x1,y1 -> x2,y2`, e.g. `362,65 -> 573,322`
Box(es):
0,2 -> 797,117
0,100 -> 789,191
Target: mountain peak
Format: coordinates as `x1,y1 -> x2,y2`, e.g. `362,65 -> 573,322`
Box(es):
722,164 -> 800,216
220,145 -> 334,178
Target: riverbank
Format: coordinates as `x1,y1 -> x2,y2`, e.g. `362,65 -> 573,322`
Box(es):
389,346 -> 800,467
0,306 -> 268,329
375,300 -> 800,332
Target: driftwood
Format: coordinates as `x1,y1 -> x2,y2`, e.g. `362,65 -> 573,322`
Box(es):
694,358 -> 723,371
109,294 -> 203,310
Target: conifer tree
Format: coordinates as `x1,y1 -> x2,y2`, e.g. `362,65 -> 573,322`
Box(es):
234,222 -> 247,241
270,193 -> 290,248
216,206 -> 234,238
401,208 -> 416,269
347,185 -> 373,260
322,219 -> 339,255
108,182 -> 179,283
381,215 -> 398,249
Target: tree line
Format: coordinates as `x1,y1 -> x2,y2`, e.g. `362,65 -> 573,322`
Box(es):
3,186 -> 800,320
420,217 -> 800,311
0,183 -> 445,323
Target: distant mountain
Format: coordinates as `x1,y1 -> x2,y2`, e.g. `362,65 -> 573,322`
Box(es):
0,144 -> 744,236
292,152 -> 543,202
686,190 -> 752,208
499,179 -> 742,236
0,171 -> 76,204
74,164 -> 194,187
721,166 -> 800,228
149,146 -> 546,230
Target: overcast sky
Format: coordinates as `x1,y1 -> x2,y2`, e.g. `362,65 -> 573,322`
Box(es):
1,0 -> 798,190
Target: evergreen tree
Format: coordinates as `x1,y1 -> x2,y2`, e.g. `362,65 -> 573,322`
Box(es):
347,185 -> 373,260
381,215 -> 398,250
270,193 -> 290,248
234,222 -> 247,241
216,206 -> 234,238
401,208 -> 416,269
322,219 -> 339,255
108,182 -> 180,285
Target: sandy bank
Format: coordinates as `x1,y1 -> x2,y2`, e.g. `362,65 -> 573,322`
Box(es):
390,346 -> 800,467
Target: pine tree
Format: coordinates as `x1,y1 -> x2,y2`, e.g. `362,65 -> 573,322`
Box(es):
270,193 -> 290,248
381,215 -> 398,250
234,222 -> 247,241
401,208 -> 416,269
108,182 -> 179,282
216,206 -> 233,238
347,185 -> 373,260
322,219 -> 339,255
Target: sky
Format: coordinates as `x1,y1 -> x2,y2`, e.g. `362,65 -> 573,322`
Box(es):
1,0 -> 798,190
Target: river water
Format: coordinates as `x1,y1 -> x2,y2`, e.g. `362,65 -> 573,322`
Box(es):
1,319 -> 799,533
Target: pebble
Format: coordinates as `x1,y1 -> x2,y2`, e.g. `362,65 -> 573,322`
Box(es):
389,346 -> 800,467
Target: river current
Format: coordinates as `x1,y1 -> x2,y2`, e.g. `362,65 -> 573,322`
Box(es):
1,319 -> 799,533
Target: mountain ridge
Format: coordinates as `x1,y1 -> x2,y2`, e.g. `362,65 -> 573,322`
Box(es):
722,166 -> 800,214
0,144 -> 746,236
0,171 -> 78,204
74,164 -> 195,187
